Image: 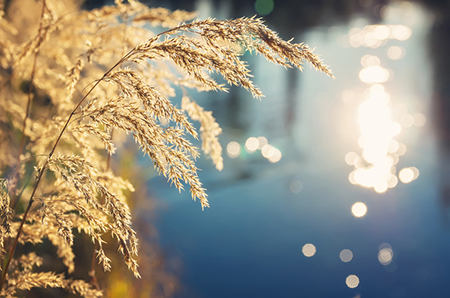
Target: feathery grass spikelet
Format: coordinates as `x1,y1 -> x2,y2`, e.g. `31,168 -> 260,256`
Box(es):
0,0 -> 332,295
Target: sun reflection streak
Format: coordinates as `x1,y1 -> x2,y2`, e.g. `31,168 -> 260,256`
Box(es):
344,7 -> 423,194
347,84 -> 421,191
346,21 -> 425,193
347,81 -> 420,190
348,85 -> 405,192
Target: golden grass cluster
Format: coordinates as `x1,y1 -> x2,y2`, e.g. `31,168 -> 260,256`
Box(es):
0,0 -> 332,296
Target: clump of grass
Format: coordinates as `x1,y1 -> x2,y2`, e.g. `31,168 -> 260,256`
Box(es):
0,0 -> 332,296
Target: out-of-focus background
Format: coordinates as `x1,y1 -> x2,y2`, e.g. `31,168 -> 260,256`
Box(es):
90,0 -> 450,297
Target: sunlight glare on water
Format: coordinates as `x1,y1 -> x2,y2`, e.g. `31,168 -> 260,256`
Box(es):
348,85 -> 403,193
345,4 -> 422,194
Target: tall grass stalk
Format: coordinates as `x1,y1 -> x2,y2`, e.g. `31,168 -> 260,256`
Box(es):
0,0 -> 332,296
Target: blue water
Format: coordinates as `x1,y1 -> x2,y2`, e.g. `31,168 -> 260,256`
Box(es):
147,2 -> 450,298
152,155 -> 449,297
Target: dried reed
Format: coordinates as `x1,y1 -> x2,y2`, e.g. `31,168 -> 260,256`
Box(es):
0,0 -> 332,296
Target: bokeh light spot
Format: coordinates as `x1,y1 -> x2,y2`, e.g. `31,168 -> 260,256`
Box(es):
388,140 -> 399,153
348,171 -> 357,185
387,175 -> 399,188
401,114 -> 415,128
290,180 -> 303,193
363,32 -> 378,47
261,144 -> 275,159
398,168 -> 414,183
361,55 -> 380,67
340,249 -> 353,262
379,243 -> 392,250
346,275 -> 360,288
245,137 -> 259,153
268,148 -> 282,163
378,248 -> 393,265
345,152 -> 359,165
254,0 -> 274,15
351,202 -> 367,217
374,180 -> 388,193
302,243 -> 316,257
257,136 -> 268,149
410,166 -> 420,178
349,28 -> 364,48
374,25 -> 390,40
387,46 -> 405,60
414,113 -> 426,127
397,143 -> 407,156
226,141 -> 241,158
392,25 -> 412,40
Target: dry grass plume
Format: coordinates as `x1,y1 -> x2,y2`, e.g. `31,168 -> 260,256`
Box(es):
0,0 -> 332,296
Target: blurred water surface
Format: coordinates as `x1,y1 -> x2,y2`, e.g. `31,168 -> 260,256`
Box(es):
147,1 -> 450,297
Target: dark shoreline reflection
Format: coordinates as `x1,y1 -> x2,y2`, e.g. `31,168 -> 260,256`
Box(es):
424,1 -> 450,220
